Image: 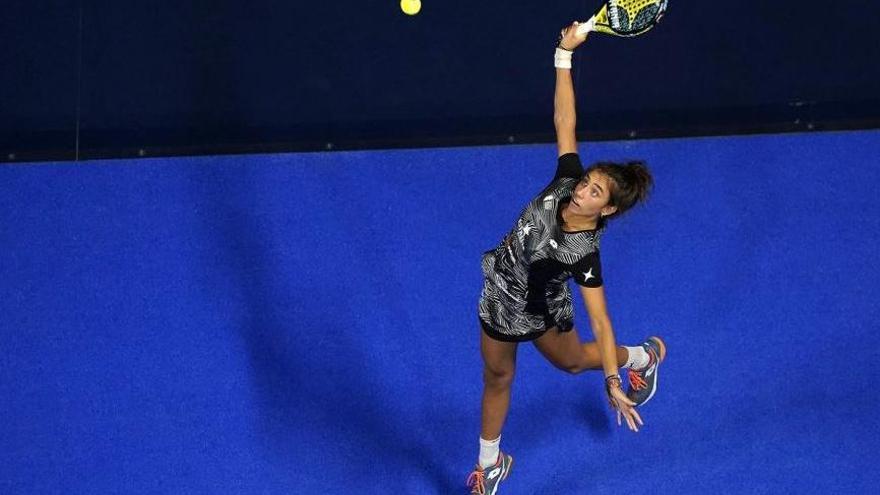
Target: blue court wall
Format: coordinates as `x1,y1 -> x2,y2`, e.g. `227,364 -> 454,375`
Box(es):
1,130 -> 879,494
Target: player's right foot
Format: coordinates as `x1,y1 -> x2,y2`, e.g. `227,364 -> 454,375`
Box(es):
626,336 -> 666,406
466,451 -> 513,495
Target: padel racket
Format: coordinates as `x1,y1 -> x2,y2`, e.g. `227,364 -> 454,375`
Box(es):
576,0 -> 669,37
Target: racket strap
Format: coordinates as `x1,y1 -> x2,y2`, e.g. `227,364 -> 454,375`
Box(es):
575,18 -> 595,37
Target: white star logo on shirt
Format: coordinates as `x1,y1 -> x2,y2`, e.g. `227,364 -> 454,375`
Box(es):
583,268 -> 595,281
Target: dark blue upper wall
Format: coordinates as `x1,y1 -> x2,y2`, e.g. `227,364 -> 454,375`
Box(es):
1,2 -> 80,153
3,0 -> 879,160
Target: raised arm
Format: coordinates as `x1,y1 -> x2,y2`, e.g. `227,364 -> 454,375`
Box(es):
554,22 -> 588,157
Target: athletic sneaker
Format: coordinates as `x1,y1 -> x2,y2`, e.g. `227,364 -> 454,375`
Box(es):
626,336 -> 666,406
466,451 -> 514,495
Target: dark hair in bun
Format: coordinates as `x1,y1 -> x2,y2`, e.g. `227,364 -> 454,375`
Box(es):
585,160 -> 653,219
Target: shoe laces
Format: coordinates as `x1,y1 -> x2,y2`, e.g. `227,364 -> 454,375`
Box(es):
627,350 -> 655,391
627,368 -> 647,391
466,468 -> 485,494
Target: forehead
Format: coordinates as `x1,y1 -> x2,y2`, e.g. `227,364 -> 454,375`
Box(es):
584,171 -> 612,188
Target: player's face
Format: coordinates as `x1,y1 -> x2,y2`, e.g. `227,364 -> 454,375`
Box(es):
569,172 -> 613,217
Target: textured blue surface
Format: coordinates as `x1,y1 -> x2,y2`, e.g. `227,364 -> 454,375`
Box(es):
2,130 -> 879,493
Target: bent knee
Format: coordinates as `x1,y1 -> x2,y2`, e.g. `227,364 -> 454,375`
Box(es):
555,360 -> 586,375
550,359 -> 588,375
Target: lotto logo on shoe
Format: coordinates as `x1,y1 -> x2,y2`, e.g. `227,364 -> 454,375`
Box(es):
487,467 -> 502,480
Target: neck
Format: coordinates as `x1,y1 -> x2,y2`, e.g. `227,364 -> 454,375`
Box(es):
562,204 -> 599,231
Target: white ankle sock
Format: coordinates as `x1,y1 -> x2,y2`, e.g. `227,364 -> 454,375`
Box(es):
624,346 -> 650,370
478,436 -> 501,469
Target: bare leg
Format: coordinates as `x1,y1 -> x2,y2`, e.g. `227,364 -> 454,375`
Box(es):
479,328 -> 518,440
532,326 -> 628,373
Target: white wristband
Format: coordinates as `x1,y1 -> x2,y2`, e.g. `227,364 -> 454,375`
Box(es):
554,47 -> 572,69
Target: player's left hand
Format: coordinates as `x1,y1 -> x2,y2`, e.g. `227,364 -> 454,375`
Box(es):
607,382 -> 643,432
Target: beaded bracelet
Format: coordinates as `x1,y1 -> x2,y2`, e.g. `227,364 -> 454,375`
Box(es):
604,374 -> 622,394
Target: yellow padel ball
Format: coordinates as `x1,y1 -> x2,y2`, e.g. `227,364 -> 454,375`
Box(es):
401,0 -> 421,16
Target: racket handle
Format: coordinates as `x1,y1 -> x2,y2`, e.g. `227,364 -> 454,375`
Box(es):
575,17 -> 596,36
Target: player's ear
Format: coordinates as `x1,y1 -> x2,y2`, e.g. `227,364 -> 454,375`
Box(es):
601,205 -> 617,218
